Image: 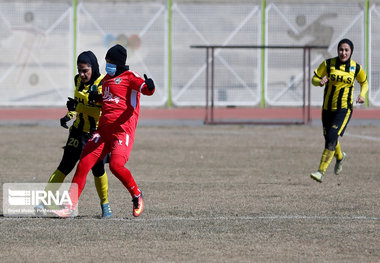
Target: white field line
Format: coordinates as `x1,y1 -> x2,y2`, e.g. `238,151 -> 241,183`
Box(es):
345,132 -> 380,142
1,215 -> 380,222
138,129 -> 380,140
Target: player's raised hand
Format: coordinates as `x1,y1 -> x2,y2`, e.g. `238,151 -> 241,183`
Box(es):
144,74 -> 155,91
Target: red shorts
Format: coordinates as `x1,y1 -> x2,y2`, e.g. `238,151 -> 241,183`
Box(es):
82,125 -> 135,162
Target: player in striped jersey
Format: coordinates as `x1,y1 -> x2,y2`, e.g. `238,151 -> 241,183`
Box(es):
310,39 -> 368,183
35,51 -> 112,217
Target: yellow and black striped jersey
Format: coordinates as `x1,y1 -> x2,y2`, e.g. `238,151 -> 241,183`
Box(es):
65,74 -> 104,133
312,57 -> 368,111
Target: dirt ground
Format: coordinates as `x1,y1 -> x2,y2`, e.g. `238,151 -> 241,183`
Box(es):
0,124 -> 379,262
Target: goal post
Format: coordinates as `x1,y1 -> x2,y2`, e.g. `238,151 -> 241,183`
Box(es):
190,45 -> 328,125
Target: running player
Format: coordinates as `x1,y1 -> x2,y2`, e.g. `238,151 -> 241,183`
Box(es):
35,51 -> 112,218
310,39 -> 368,182
54,44 -> 155,217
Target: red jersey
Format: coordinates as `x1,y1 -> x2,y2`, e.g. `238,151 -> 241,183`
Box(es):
98,70 -> 154,132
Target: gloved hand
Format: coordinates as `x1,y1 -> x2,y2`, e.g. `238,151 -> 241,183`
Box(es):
60,115 -> 71,129
66,97 -> 78,111
88,85 -> 99,102
144,74 -> 155,91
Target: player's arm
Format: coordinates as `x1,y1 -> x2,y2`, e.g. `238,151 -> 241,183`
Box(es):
355,66 -> 368,103
60,111 -> 75,129
65,75 -> 81,113
129,71 -> 155,96
312,61 -> 328,87
61,76 -> 79,128
60,104 -> 76,129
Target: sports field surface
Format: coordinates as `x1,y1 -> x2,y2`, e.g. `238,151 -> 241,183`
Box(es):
0,118 -> 379,262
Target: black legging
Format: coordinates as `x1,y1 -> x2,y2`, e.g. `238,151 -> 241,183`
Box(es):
57,127 -> 106,177
322,109 -> 352,150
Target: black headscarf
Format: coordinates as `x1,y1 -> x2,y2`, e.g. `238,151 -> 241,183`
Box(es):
105,44 -> 128,76
77,51 -> 100,85
337,38 -> 354,62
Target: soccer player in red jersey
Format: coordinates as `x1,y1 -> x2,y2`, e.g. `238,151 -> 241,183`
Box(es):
55,44 -> 155,217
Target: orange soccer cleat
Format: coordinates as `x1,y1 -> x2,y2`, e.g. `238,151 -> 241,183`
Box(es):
52,206 -> 76,218
132,193 -> 144,217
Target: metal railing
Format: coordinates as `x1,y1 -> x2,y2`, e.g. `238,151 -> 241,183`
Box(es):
191,45 -> 328,125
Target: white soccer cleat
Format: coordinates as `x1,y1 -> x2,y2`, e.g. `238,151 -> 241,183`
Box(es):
310,170 -> 324,183
334,152 -> 346,175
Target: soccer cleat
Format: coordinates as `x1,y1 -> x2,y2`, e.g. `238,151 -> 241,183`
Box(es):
101,203 -> 113,218
334,152 -> 346,175
34,203 -> 47,216
310,170 -> 324,183
52,206 -> 76,218
132,193 -> 144,217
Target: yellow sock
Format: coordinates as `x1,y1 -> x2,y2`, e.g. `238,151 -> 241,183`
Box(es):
94,172 -> 109,205
45,169 -> 66,192
318,149 -> 335,174
334,141 -> 343,160
43,169 -> 66,208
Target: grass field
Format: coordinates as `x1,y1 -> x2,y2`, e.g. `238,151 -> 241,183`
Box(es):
0,124 -> 379,262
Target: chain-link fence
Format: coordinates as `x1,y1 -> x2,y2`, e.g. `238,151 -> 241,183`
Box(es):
0,0 -> 378,107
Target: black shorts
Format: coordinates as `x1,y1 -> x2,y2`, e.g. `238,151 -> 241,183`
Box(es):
65,126 -> 91,153
322,108 -> 352,137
